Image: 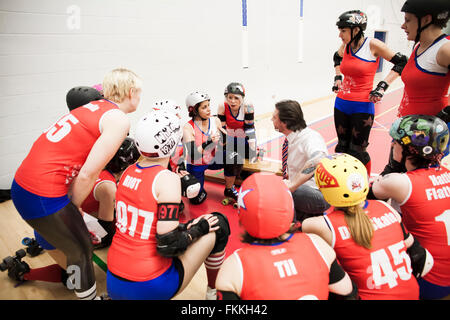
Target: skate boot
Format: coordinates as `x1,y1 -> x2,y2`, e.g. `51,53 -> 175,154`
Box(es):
222,185 -> 239,208
22,237 -> 44,257
0,249 -> 30,282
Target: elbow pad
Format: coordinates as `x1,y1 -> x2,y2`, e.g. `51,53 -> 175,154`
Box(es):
407,238 -> 434,279
333,51 -> 343,67
328,259 -> 346,284
390,52 -> 408,75
201,137 -> 214,150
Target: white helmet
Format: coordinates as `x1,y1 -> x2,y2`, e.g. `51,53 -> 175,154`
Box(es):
152,99 -> 182,117
185,91 -> 210,116
134,110 -> 182,159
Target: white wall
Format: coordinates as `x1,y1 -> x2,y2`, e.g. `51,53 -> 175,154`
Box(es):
0,0 -> 410,189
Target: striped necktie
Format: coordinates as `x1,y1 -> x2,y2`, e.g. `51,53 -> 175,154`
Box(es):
282,138 -> 288,179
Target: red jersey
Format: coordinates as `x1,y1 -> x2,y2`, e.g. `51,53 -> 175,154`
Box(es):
337,38 -> 380,103
186,118 -> 217,166
400,167 -> 450,286
234,233 -> 330,300
80,170 -> 116,214
398,35 -> 450,117
107,163 -> 172,282
14,100 -> 121,197
224,102 -> 246,138
325,200 -> 419,300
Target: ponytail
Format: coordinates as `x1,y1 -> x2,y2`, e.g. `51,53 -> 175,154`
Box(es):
342,204 -> 373,249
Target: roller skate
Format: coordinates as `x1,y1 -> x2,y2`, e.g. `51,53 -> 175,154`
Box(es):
22,237 -> 44,257
0,249 -> 30,282
222,186 -> 239,209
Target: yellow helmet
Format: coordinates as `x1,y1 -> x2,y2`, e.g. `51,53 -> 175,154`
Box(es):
314,153 -> 369,207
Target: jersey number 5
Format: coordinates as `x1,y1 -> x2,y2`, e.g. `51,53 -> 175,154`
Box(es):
45,104 -> 100,143
369,240 -> 412,289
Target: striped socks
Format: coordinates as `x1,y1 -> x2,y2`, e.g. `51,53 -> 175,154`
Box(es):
204,252 -> 226,289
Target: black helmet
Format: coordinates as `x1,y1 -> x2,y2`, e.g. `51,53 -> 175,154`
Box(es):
401,0 -> 450,43
401,0 -> 449,20
105,137 -> 140,174
224,82 -> 245,97
66,86 -> 103,111
337,10 -> 367,54
336,10 -> 368,31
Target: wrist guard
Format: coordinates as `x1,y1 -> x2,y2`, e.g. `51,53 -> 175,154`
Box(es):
369,81 -> 389,99
156,218 -> 210,257
202,137 -> 214,150
332,75 -> 343,92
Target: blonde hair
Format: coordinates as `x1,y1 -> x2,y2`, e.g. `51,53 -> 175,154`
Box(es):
103,68 -> 142,103
340,204 -> 373,249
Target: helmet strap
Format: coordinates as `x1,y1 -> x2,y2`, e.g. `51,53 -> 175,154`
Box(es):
347,28 -> 363,54
414,15 -> 434,46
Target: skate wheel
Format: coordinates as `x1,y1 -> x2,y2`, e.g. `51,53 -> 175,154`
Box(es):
3,256 -> 13,268
233,202 -> 238,209
16,249 -> 26,259
22,237 -> 32,246
222,199 -> 229,206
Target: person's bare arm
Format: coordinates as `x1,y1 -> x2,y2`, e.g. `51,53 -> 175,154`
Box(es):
371,172 -> 410,204
71,110 -> 129,208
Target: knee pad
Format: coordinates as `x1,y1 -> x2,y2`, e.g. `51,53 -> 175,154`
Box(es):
209,212 -> 230,254
347,144 -> 370,166
189,189 -> 207,205
181,173 -> 201,199
335,140 -> 349,153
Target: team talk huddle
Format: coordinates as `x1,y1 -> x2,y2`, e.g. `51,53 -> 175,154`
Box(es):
7,0 -> 450,300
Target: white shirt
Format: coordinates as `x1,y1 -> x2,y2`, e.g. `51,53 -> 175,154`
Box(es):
285,127 -> 328,189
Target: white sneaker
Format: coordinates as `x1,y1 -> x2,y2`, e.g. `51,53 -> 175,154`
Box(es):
206,286 -> 217,300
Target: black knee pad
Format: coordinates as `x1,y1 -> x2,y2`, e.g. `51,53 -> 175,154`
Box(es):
210,212 -> 230,254
335,141 -> 349,153
347,144 -> 370,166
189,189 -> 207,205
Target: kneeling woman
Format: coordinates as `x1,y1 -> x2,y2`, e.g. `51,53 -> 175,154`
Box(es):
106,110 -> 230,300
183,91 -> 225,204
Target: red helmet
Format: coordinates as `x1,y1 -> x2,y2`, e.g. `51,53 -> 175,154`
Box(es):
238,173 -> 294,239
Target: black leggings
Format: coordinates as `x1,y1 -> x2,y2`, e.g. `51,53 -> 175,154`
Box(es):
26,201 -> 95,295
334,108 -> 374,166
